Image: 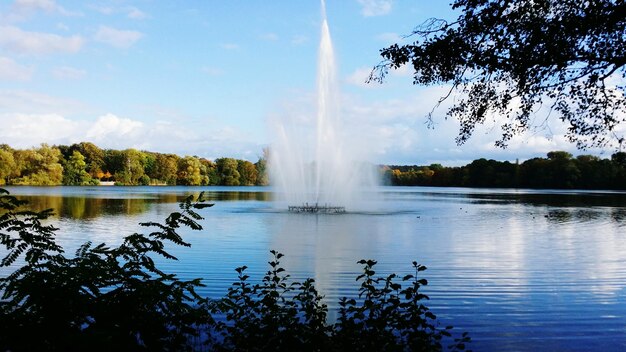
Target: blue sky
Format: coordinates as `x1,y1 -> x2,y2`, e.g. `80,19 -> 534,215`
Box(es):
0,0 -> 616,165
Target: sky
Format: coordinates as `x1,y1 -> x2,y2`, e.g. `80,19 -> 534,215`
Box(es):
0,0 -> 620,166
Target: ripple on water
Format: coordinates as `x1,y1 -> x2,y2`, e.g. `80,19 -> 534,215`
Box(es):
3,186 -> 626,351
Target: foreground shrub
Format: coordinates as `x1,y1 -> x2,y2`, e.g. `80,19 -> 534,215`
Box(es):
212,253 -> 470,352
0,188 -> 470,351
0,189 -> 213,350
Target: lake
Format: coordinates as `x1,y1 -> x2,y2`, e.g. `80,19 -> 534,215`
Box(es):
3,186 -> 626,351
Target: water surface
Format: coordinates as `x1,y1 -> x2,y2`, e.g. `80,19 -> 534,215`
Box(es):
4,186 -> 626,351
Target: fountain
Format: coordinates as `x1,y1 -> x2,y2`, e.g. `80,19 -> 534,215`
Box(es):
270,0 -> 379,212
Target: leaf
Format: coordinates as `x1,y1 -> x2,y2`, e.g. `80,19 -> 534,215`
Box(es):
193,203 -> 214,209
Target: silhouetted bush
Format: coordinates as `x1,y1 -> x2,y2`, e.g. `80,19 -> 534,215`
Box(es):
0,188 -> 470,351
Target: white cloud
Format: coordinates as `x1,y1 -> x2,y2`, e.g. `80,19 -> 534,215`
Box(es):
0,113 -> 145,150
345,66 -> 377,88
333,86 -> 599,165
89,5 -> 114,15
0,113 -> 84,147
127,7 -> 148,20
260,33 -> 279,41
375,32 -> 401,44
0,111 -> 262,160
345,65 -> 412,89
0,90 -> 87,114
86,113 -> 144,142
94,26 -> 143,49
357,0 -> 393,17
0,56 -> 34,81
380,63 -> 412,78
0,25 -> 83,55
52,66 -> 86,80
6,0 -> 81,21
14,0 -> 57,12
56,22 -> 69,31
88,5 -> 147,19
268,86 -> 579,164
291,35 -> 307,45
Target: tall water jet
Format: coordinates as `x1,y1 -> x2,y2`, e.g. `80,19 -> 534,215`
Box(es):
270,0 -> 379,211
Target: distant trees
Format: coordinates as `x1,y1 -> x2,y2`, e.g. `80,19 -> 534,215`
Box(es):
385,151 -> 626,190
200,158 -> 220,185
11,144 -> 64,186
255,147 -> 270,186
154,153 -> 179,185
0,142 -> 270,187
238,160 -> 258,186
177,156 -> 206,186
6,142 -> 622,190
62,151 -> 97,186
0,146 -> 16,185
216,158 -> 241,186
75,142 -> 106,178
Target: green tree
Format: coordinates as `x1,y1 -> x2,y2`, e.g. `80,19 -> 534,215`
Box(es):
12,144 -> 63,186
142,152 -> 157,180
59,142 -> 106,179
112,149 -> 146,185
76,142 -> 105,178
0,149 -> 16,185
464,159 -> 497,187
62,151 -> 97,186
238,160 -> 258,186
177,156 -> 204,186
199,158 -> 219,185
612,152 -> 626,167
127,149 -> 147,185
372,0 -> 626,149
154,153 -> 179,185
255,148 -> 270,186
575,155 -> 614,190
611,152 -> 626,189
216,158 -> 241,186
521,158 -> 550,188
547,151 -> 580,188
104,149 -> 126,177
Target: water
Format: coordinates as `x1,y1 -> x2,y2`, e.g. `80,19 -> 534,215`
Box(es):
3,186 -> 626,351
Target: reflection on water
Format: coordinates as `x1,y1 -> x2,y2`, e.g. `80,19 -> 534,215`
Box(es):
7,186 -> 272,219
611,208 -> 626,223
201,191 -> 271,202
2,186 -> 626,351
544,208 -> 603,223
16,196 -> 157,219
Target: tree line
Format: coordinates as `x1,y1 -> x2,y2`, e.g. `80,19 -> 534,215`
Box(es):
383,151 -> 626,190
2,143 -> 624,190
0,142 -> 269,187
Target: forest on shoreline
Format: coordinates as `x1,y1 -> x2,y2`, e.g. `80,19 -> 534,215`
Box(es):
0,142 -> 268,187
0,142 -> 625,190
384,151 -> 626,190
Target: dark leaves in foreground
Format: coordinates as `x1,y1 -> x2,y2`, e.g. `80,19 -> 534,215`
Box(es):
0,190 -> 213,351
212,253 -> 471,351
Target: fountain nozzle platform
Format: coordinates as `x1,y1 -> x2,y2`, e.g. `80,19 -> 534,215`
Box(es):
288,203 -> 346,214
